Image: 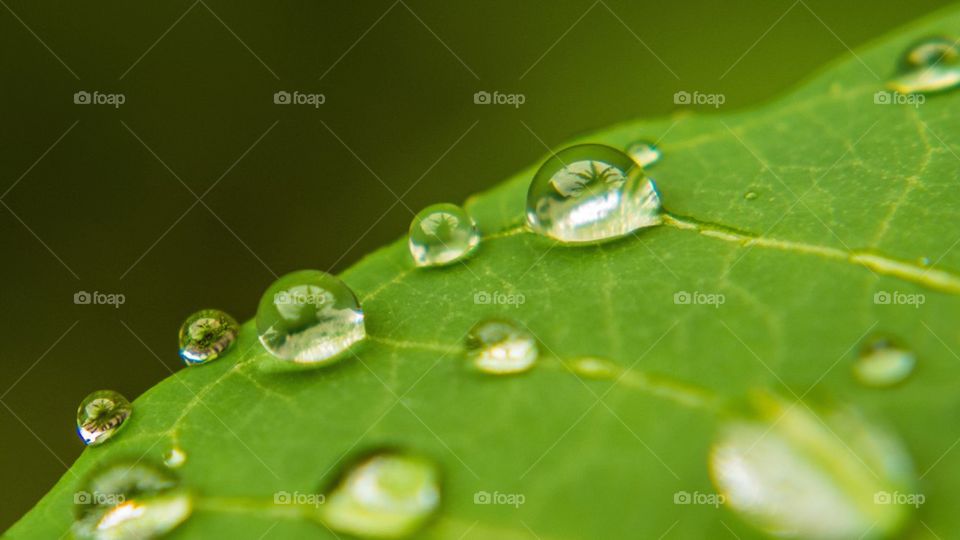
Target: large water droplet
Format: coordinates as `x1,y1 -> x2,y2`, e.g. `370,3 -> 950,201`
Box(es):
178,309 -> 239,366
464,318 -> 538,374
322,451 -> 440,539
72,461 -> 192,540
77,390 -> 132,446
710,391 -> 917,539
853,339 -> 916,388
256,270 -> 365,367
889,35 -> 960,93
626,140 -> 662,169
526,144 -> 662,244
408,203 -> 480,267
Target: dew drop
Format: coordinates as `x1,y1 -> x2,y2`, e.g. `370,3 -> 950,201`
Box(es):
570,356 -> 619,380
256,270 -> 365,367
77,390 -> 132,446
408,203 -> 480,267
464,318 -> 538,374
888,35 -> 960,93
72,461 -> 192,540
163,448 -> 187,469
626,140 -> 662,169
853,339 -> 916,388
710,391 -> 917,539
744,191 -> 758,201
322,451 -> 440,539
178,309 -> 239,366
525,144 -> 662,244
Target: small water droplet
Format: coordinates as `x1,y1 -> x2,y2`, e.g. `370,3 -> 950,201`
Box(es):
889,35 -> 960,93
853,339 -> 916,388
163,448 -> 187,469
72,461 -> 192,540
256,270 -> 365,367
710,391 -> 917,539
626,140 -> 662,169
744,191 -> 758,201
322,451 -> 440,539
408,203 -> 479,267
570,356 -> 619,379
77,390 -> 132,446
178,309 -> 239,366
526,144 -> 662,244
919,256 -> 931,266
465,318 -> 538,374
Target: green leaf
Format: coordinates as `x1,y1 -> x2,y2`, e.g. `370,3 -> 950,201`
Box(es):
9,6 -> 960,539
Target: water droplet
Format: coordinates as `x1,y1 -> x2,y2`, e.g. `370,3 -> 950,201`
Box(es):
465,318 -> 538,374
710,391 -> 917,539
178,309 -> 239,366
744,191 -> 758,201
570,356 -> 619,379
889,35 -> 960,93
322,451 -> 440,539
72,461 -> 192,540
77,390 -> 132,446
525,144 -> 662,244
919,256 -> 931,266
853,339 -> 916,388
163,448 -> 187,469
256,270 -> 365,367
408,203 -> 480,267
626,140 -> 662,169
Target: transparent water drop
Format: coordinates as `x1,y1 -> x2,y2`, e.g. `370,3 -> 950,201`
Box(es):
570,356 -> 619,380
256,270 -> 365,367
853,339 -> 916,388
72,461 -> 192,540
626,140 -> 662,169
710,391 -> 917,539
919,256 -> 931,266
322,451 -> 440,539
77,390 -> 132,446
163,448 -> 187,469
525,144 -> 662,244
178,309 -> 239,366
408,203 -> 480,267
464,318 -> 538,374
744,191 -> 758,201
889,35 -> 960,93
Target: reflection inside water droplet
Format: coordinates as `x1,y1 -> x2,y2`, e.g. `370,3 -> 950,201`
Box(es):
178,309 -> 239,366
853,338 -> 916,388
77,390 -> 132,446
408,203 -> 480,267
465,318 -> 538,375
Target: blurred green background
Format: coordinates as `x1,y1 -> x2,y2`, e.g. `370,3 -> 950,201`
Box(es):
0,0 -> 954,529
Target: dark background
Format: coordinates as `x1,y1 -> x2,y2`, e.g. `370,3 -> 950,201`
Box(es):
0,0 -> 953,529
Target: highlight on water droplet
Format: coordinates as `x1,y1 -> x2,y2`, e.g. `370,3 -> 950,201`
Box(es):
525,144 -> 662,244
77,390 -> 132,446
569,356 -> 620,380
853,338 -> 916,388
72,460 -> 192,540
256,270 -> 365,367
163,448 -> 187,469
626,140 -> 662,169
408,203 -> 480,267
178,309 -> 239,366
464,318 -> 538,375
321,450 -> 440,539
888,35 -> 960,94
710,391 -> 918,539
